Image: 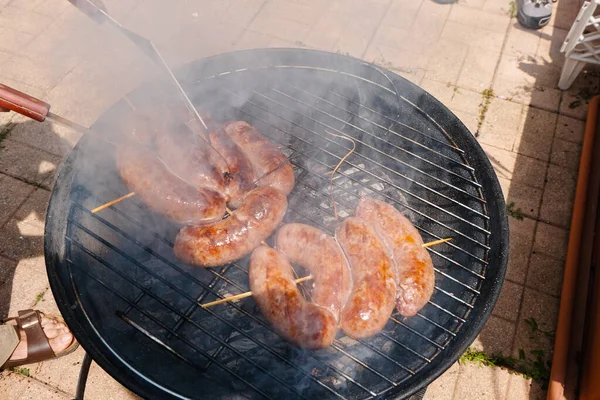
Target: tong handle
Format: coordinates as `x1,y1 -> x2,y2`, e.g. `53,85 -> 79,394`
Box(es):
0,83 -> 50,122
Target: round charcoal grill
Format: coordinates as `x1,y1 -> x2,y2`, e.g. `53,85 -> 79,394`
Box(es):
45,49 -> 509,400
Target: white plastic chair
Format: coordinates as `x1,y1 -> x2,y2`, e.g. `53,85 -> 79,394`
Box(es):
559,0 -> 600,90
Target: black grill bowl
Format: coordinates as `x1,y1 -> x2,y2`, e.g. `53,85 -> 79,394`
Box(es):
45,49 -> 509,400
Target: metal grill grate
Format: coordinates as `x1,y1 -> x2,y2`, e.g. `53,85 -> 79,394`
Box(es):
46,49 -> 507,400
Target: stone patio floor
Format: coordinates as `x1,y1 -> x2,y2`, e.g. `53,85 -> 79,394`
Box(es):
0,0 -> 593,398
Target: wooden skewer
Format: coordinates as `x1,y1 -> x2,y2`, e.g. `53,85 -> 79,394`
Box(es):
323,130 -> 356,220
91,192 -> 136,214
201,275 -> 314,308
200,237 -> 451,308
422,237 -> 452,247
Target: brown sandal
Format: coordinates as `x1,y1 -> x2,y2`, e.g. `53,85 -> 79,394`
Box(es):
1,309 -> 79,369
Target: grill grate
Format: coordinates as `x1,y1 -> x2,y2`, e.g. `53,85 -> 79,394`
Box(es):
46,49 -> 507,400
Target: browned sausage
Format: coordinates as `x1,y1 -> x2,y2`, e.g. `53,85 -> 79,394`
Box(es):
275,223 -> 352,322
173,186 -> 287,267
335,217 -> 396,339
155,125 -> 229,195
208,124 -> 256,208
355,198 -> 435,317
116,145 -> 226,225
249,245 -> 337,349
224,121 -> 295,196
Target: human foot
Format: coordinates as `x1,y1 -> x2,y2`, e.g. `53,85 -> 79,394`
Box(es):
5,312 -> 74,363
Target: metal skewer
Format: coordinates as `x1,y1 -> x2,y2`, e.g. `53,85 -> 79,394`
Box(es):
69,0 -> 209,133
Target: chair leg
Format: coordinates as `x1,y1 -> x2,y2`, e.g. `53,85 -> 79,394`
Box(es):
559,57 -> 587,90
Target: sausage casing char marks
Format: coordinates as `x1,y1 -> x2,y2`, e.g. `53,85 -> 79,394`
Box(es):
355,197 -> 435,317
155,125 -> 229,195
116,145 -> 226,225
224,121 -> 295,196
174,186 -> 288,267
208,124 -> 256,208
335,217 -> 397,339
276,223 -> 352,322
249,246 -> 337,349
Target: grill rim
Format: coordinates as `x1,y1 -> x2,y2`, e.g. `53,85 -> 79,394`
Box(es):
44,48 -> 509,400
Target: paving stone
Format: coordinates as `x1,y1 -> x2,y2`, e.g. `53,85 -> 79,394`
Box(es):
496,52 -> 536,86
551,137 -> 581,173
234,30 -> 295,51
84,361 -> 141,400
14,0 -> 73,18
332,22 -> 379,58
502,177 -> 542,219
14,188 -> 51,230
504,23 -> 541,57
528,86 -> 562,112
0,372 -> 29,399
448,4 -> 511,33
450,87 -> 483,114
512,107 -> 557,162
475,315 -> 516,356
0,215 -> 45,261
364,43 -> 428,83
329,0 -> 391,21
7,116 -> 74,158
33,346 -> 88,396
492,280 -> 524,322
424,39 -> 469,85
536,27 -> 568,63
305,12 -> 351,51
261,0 -> 327,25
0,175 -> 36,228
452,362 -> 512,399
0,254 -> 17,285
380,0 -> 422,30
539,164 -> 577,228
511,288 -> 559,361
440,21 -> 505,53
533,222 -> 569,261
248,10 -> 313,43
0,55 -> 73,92
422,361 -> 459,400
560,91 -> 589,121
481,144 -> 547,188
19,379 -> 71,399
506,374 -> 547,400
456,48 -> 500,92
0,26 -> 34,54
420,79 -> 455,107
0,5 -> 53,36
409,9 -> 448,45
555,114 -> 586,144
526,253 -> 564,298
505,217 -> 536,284
0,257 -> 49,318
482,0 -> 513,15
478,99 -> 523,151
553,7 -> 580,31
452,110 -> 480,134
0,139 -> 61,189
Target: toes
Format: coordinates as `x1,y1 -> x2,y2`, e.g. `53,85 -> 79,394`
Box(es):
48,332 -> 73,354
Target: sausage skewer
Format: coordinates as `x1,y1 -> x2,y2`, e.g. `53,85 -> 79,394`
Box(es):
198,238 -> 450,308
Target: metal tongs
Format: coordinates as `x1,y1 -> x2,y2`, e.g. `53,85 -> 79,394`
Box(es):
66,0 -> 208,132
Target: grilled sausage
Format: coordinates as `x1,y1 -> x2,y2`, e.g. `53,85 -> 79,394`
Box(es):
355,197 -> 435,317
276,223 -> 352,322
116,145 -> 226,225
224,121 -> 295,196
209,124 -> 256,208
155,125 -> 229,195
249,245 -> 337,349
335,217 -> 396,339
173,186 -> 288,267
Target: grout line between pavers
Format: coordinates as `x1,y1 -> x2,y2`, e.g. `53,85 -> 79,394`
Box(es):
0,171 -> 51,192
231,0 -> 271,48
359,0 -> 399,61
11,372 -> 74,399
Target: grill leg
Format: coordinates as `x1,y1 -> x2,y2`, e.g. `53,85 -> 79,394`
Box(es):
75,352 -> 92,400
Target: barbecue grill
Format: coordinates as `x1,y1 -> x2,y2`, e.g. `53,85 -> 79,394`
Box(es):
44,48 -> 509,399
